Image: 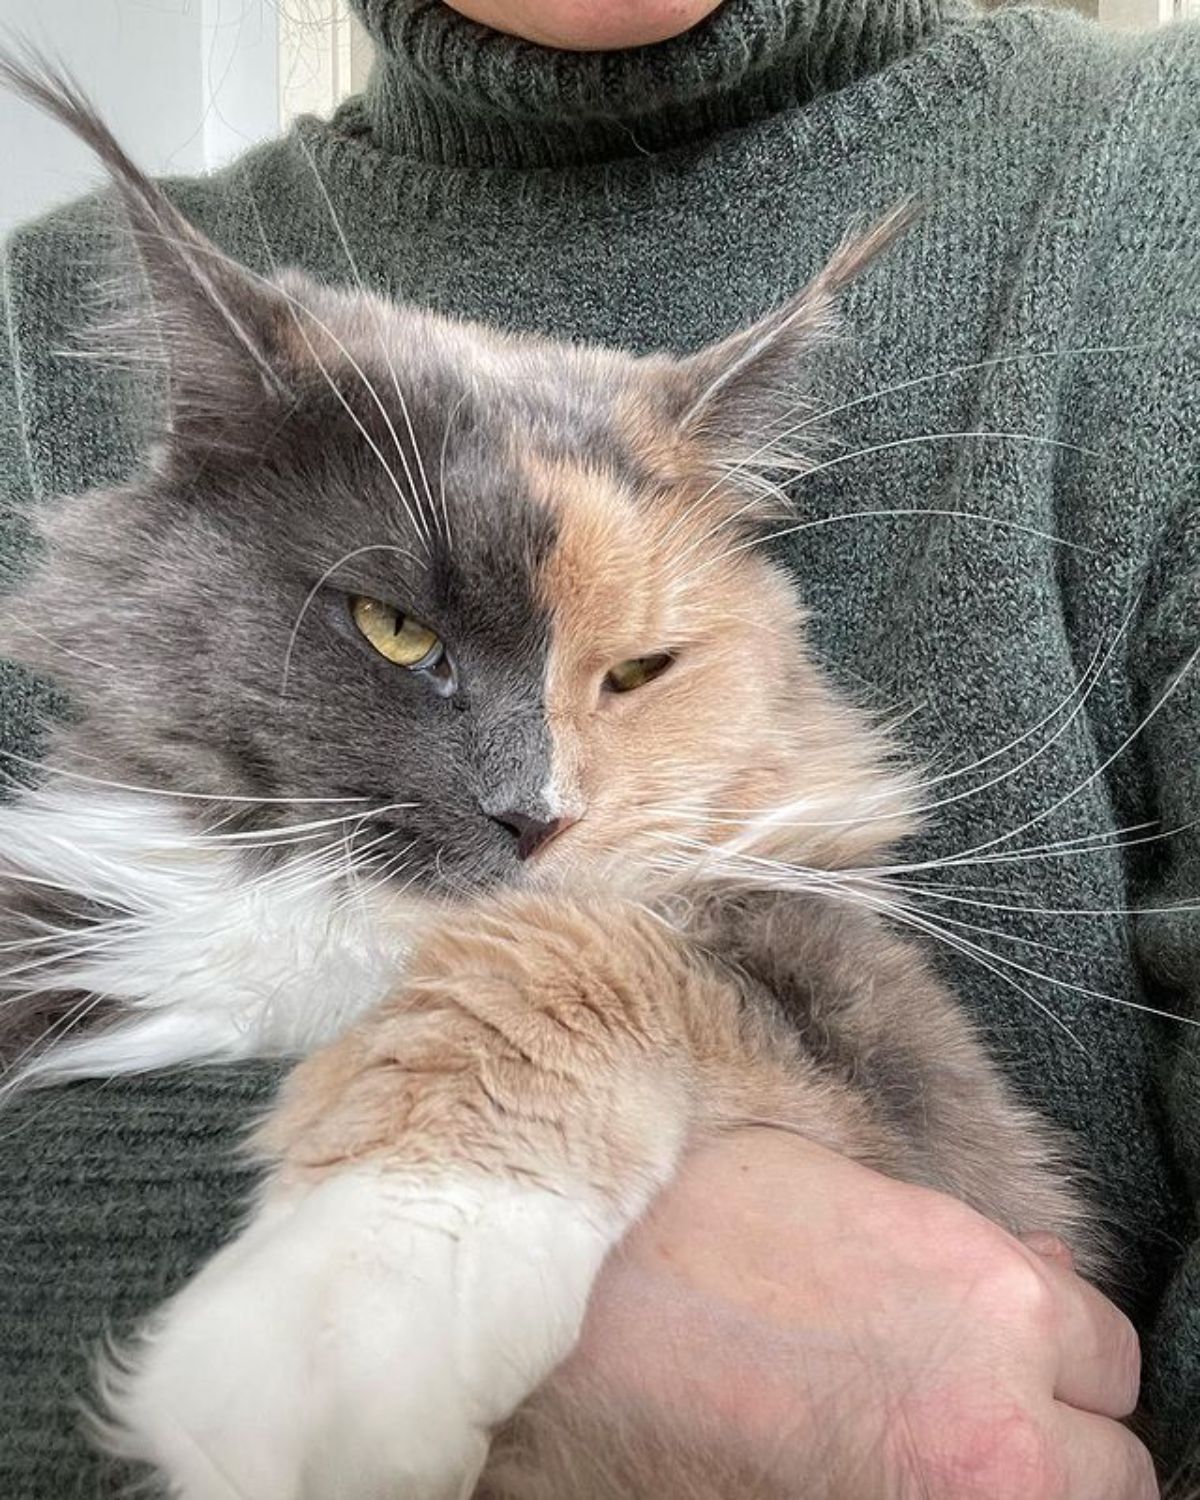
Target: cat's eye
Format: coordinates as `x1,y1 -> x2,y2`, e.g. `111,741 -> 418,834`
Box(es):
604,653 -> 675,694
350,596 -> 443,670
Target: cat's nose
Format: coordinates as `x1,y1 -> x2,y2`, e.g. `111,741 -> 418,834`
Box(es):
488,809 -> 572,861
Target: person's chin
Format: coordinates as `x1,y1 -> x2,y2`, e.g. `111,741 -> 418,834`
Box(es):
441,0 -> 725,52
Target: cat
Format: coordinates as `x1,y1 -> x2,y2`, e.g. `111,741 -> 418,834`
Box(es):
0,58 -> 1098,1500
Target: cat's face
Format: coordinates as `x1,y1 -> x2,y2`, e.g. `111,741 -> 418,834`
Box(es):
0,88 -> 912,899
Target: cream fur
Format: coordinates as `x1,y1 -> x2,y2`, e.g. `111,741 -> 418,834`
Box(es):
98,1170 -> 629,1500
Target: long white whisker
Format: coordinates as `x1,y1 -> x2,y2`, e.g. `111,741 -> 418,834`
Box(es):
852,888 -> 1092,1050
677,423 -> 1100,571
716,496 -> 1093,570
900,639 -> 1200,871
0,989 -> 109,1097
294,139 -> 439,550
670,597 -> 1133,836
196,802 -> 418,845
235,204 -> 434,554
875,880 -> 1200,921
764,342 -> 1157,448
279,542 -> 420,698
437,392 -> 468,553
0,616 -> 120,673
0,751 -> 369,806
900,631 -> 1110,795
658,835 -> 1195,1034
891,897 -> 1194,1028
649,835 -> 1091,1046
0,935 -> 139,992
857,816 -> 1182,879
129,213 -> 430,556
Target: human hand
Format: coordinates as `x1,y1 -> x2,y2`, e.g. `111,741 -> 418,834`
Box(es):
564,1128 -> 1156,1500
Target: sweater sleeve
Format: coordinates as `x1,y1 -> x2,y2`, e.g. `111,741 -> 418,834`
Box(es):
1133,375 -> 1200,1467
1032,22 -> 1200,1467
1091,27 -> 1200,1471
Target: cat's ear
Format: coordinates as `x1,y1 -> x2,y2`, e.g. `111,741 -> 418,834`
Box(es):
666,203 -> 917,489
0,52 -> 301,456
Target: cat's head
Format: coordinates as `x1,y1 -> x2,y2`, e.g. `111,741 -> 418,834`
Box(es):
1,61 -> 916,901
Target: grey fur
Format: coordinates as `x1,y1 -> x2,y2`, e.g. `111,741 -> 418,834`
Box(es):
0,55 -> 861,1067
0,59 -> 1115,1495
0,57 -> 877,934
684,888 -> 1096,1257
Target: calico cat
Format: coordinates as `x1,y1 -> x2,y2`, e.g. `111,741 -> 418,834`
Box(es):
0,59 -> 1098,1500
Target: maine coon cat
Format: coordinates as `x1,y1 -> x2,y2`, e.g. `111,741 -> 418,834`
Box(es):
0,59 -> 1100,1499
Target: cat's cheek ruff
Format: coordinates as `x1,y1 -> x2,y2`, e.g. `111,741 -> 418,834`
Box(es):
93,1171 -> 648,1500
0,786 -> 420,1086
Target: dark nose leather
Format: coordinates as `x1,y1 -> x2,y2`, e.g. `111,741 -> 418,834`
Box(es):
489,810 -> 568,861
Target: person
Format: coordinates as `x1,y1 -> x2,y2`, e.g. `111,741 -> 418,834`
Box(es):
0,1 -> 1195,1495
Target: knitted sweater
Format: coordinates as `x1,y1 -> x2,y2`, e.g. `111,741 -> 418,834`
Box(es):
1,0 -> 1198,1488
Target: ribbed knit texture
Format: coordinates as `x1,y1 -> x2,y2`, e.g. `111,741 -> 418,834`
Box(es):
355,0 -> 971,164
1,1 -> 1198,1488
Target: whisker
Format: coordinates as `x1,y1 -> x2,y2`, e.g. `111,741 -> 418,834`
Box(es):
777,342 -> 1159,444
651,834 -> 1192,1041
897,630 -> 1110,796
877,880 -> 1200,921
649,834 -> 1090,1046
344,843 -> 419,907
0,988 -> 109,1098
279,541 -> 420,698
675,423 -> 1100,573
235,203 -> 435,555
715,496 -> 1093,570
0,934 -> 137,993
858,816 -> 1178,877
293,140 -> 439,551
856,889 -> 1093,1051
660,597 -> 1132,837
892,899 -> 1194,1028
437,392 -> 468,553
907,639 -> 1200,870
195,801 -> 418,846
107,212 -> 410,530
0,615 -> 121,674
0,750 -> 369,806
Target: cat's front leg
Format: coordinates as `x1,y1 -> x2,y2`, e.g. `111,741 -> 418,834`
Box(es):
99,894 -> 704,1500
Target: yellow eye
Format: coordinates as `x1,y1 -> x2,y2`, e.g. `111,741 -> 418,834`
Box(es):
605,653 -> 675,694
350,596 -> 442,669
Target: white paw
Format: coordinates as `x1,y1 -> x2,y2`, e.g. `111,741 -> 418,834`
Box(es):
96,1170 -> 619,1500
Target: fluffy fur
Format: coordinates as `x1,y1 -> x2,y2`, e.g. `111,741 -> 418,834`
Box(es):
98,1171 -> 626,1500
0,787 -> 422,1084
0,57 -> 1103,1499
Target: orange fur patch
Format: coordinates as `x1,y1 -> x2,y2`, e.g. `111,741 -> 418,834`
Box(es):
519,450 -> 911,885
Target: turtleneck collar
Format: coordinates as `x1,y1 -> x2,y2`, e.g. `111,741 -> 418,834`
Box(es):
347,0 -> 970,168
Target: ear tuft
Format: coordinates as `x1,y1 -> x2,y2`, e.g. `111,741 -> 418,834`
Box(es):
675,200 -> 919,446
0,45 -> 297,453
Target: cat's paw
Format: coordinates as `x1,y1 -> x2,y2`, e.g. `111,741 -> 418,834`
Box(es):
96,1169 -> 617,1500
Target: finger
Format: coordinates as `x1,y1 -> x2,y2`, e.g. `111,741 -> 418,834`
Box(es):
1053,1405 -> 1159,1500
1035,1256 -> 1141,1418
1021,1230 -> 1075,1272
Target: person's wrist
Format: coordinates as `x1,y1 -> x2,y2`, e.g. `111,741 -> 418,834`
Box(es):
562,1131 -> 859,1453
560,1128 -> 1152,1500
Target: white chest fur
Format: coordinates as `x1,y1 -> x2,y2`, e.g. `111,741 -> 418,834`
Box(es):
0,787 -> 418,1085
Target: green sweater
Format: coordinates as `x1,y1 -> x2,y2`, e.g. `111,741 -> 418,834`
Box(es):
1,0 -> 1198,1487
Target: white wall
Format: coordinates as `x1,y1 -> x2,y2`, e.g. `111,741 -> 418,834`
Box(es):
0,0 -> 281,237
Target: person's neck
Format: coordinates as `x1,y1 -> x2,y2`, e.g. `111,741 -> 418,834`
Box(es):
349,0 -> 969,168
